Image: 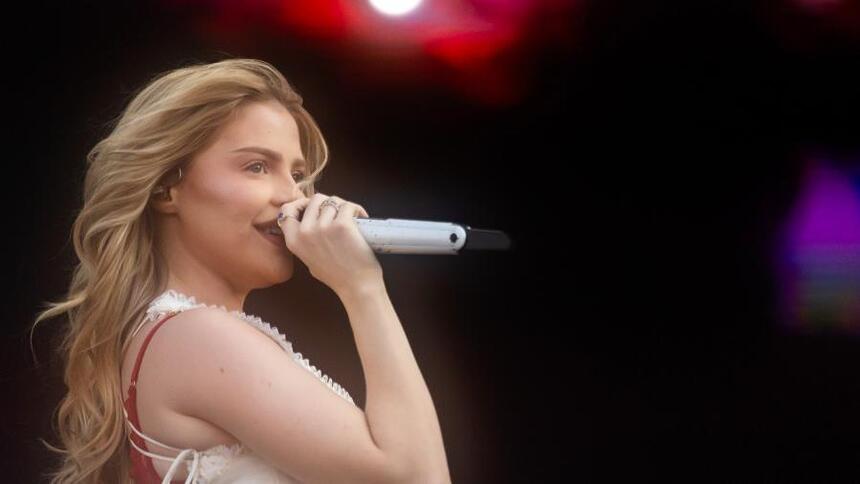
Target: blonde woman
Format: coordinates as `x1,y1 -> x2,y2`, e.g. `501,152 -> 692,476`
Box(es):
32,58 -> 450,484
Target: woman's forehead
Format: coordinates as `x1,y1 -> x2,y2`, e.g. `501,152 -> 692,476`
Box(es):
208,103 -> 303,158
223,101 -> 299,139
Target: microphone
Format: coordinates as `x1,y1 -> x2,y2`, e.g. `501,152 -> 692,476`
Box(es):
353,218 -> 514,254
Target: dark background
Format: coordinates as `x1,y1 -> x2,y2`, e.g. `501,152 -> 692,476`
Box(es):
4,0 -> 860,481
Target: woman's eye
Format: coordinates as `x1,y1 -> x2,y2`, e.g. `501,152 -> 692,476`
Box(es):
248,161 -> 307,182
247,161 -> 267,173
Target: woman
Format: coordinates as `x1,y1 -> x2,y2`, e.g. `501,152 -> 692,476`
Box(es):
32,58 -> 451,483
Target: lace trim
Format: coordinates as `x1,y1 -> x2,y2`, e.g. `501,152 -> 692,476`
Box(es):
195,443 -> 244,483
145,289 -> 356,406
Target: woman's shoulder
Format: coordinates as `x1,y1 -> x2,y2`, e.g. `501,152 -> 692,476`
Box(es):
137,306 -> 299,416
153,306 -> 289,357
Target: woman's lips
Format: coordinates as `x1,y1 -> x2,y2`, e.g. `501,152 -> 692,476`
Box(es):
257,228 -> 285,248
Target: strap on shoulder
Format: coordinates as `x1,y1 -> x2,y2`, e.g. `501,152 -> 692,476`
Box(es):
130,311 -> 180,388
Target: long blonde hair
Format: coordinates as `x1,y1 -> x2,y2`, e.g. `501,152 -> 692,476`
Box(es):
31,57 -> 327,484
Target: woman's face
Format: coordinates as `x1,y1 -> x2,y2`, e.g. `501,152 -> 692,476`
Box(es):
163,99 -> 309,291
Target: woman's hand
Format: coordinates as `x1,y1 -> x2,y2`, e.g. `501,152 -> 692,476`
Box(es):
278,193 -> 383,296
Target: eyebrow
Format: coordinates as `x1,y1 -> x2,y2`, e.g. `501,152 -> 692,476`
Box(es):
230,146 -> 307,167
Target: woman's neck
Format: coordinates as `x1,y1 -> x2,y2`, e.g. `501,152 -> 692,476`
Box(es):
164,275 -> 247,313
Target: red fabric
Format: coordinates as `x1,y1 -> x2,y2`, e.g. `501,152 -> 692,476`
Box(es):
123,312 -> 185,484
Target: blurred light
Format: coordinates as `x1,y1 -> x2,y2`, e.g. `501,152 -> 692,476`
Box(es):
160,0 -> 580,108
369,0 -> 423,16
773,157 -> 860,335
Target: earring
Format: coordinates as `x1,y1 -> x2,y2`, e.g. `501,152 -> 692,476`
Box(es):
152,167 -> 182,200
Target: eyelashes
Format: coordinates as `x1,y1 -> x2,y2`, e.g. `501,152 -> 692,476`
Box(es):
246,160 -> 307,182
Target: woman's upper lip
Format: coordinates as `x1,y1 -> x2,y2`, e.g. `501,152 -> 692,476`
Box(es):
254,218 -> 280,229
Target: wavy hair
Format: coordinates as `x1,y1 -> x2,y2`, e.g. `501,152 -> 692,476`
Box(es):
30,57 -> 327,483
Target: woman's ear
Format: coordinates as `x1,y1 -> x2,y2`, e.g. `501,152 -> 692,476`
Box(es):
150,186 -> 179,214
150,168 -> 183,214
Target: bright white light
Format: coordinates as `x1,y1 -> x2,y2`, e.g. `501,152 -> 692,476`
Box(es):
369,0 -> 422,16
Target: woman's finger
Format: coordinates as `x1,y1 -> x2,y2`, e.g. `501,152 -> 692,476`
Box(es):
317,195 -> 347,226
333,202 -> 368,221
297,193 -> 338,228
278,196 -> 312,226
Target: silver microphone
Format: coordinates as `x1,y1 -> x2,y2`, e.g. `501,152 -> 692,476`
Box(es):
353,218 -> 514,254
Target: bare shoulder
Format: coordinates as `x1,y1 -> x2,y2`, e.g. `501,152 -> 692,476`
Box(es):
153,306 -> 284,358
146,306 -> 289,406
149,306 -> 411,484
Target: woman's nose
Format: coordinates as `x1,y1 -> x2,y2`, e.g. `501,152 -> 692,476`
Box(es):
274,177 -> 306,204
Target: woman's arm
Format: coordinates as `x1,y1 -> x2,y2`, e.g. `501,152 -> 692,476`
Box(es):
156,306 -> 413,484
337,280 -> 451,483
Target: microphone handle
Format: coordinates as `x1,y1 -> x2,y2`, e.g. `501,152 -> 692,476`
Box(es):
353,217 -> 513,254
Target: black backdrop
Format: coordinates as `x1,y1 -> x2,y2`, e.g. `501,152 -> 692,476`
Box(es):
4,0 -> 860,481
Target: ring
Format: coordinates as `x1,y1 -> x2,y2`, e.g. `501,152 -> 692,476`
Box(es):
276,212 -> 298,226
319,198 -> 340,214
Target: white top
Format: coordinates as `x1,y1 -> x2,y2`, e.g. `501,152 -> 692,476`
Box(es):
123,289 -> 357,483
